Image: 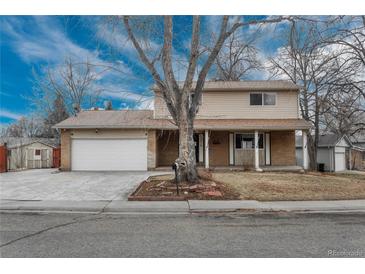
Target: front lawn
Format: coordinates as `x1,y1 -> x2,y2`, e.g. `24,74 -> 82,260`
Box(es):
212,172 -> 365,201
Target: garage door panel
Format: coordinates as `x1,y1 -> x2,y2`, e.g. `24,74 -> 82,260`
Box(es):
335,152 -> 346,172
71,139 -> 147,171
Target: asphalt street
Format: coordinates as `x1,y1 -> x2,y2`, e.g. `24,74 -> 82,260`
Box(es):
0,212 -> 364,257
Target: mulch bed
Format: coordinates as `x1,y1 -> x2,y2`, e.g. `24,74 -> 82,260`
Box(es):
128,173 -> 240,201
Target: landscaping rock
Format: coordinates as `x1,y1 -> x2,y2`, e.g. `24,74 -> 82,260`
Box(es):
203,191 -> 223,197
156,182 -> 166,187
189,184 -> 205,191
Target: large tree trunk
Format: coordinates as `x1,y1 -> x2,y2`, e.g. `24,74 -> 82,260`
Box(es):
177,117 -> 198,183
307,135 -> 317,170
175,90 -> 198,183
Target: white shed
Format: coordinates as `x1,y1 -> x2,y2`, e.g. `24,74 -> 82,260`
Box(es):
2,138 -> 59,171
296,134 -> 352,172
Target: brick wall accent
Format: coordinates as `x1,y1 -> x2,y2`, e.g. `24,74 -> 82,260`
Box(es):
271,130 -> 296,166
60,129 -> 71,171
147,130 -> 157,169
157,130 -> 179,166
209,131 -> 229,166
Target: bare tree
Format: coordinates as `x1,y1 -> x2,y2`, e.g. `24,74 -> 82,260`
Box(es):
32,58 -> 105,115
1,117 -> 44,138
121,16 -> 288,182
268,19 -> 351,170
317,16 -> 365,101
213,32 -> 262,80
322,87 -> 365,137
43,94 -> 69,138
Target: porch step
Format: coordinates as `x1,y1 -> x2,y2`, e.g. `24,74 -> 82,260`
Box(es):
154,166 -> 304,172
261,166 -> 304,172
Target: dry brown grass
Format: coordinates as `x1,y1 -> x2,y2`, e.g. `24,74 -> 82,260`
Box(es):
212,172 -> 365,201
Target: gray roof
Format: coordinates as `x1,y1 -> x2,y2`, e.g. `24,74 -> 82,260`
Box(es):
152,80 -> 300,91
54,110 -> 155,129
54,110 -> 311,130
296,134 -> 352,148
350,132 -> 365,145
0,137 -> 59,149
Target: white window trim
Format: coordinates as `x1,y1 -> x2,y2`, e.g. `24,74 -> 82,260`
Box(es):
249,92 -> 277,106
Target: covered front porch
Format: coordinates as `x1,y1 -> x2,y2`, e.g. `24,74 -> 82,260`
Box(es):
154,129 -> 309,171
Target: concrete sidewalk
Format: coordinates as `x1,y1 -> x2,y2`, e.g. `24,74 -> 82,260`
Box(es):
1,199 -> 365,214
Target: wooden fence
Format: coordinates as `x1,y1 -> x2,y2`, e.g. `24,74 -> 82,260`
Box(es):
0,145 -> 7,173
53,148 -> 61,168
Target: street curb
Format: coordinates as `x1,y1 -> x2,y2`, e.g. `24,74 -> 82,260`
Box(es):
0,200 -> 109,213
1,199 -> 365,215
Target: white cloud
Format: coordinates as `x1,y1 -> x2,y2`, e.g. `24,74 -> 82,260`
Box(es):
96,21 -> 162,61
97,82 -> 154,109
0,109 -> 23,120
1,16 -> 133,77
2,17 -> 90,63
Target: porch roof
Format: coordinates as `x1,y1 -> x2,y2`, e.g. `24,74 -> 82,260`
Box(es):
154,118 -> 311,130
54,110 -> 311,130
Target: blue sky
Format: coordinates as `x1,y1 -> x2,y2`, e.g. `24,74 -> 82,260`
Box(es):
0,16 -> 289,126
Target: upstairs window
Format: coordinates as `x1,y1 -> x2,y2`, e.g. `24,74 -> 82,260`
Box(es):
35,149 -> 41,156
250,93 -> 262,105
250,92 -> 276,106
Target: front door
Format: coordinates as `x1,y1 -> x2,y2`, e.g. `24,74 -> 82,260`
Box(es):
194,133 -> 204,164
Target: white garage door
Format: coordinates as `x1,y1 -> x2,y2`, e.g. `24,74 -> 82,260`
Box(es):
335,152 -> 346,172
71,139 -> 147,171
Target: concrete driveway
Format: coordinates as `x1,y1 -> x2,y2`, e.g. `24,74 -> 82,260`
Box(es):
0,169 -> 168,201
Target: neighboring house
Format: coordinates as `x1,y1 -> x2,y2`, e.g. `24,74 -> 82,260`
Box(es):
0,138 -> 59,170
54,80 -> 311,171
296,134 -> 358,172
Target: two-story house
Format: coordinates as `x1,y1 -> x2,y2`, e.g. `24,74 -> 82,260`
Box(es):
54,80 -> 311,171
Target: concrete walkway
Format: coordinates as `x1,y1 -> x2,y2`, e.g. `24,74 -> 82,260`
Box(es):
1,199 -> 365,214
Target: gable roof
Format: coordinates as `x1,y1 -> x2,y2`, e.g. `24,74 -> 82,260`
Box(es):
152,80 -> 300,92
296,134 -> 352,148
0,137 -> 59,149
54,109 -> 311,130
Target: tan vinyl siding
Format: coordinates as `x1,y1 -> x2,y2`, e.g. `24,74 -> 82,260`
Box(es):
154,90 -> 299,119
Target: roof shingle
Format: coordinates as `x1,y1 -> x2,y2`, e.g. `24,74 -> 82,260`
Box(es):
152,80 -> 300,92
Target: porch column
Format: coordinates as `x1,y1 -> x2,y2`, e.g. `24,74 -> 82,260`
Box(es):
204,130 -> 209,168
302,130 -> 309,170
254,130 -> 262,171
